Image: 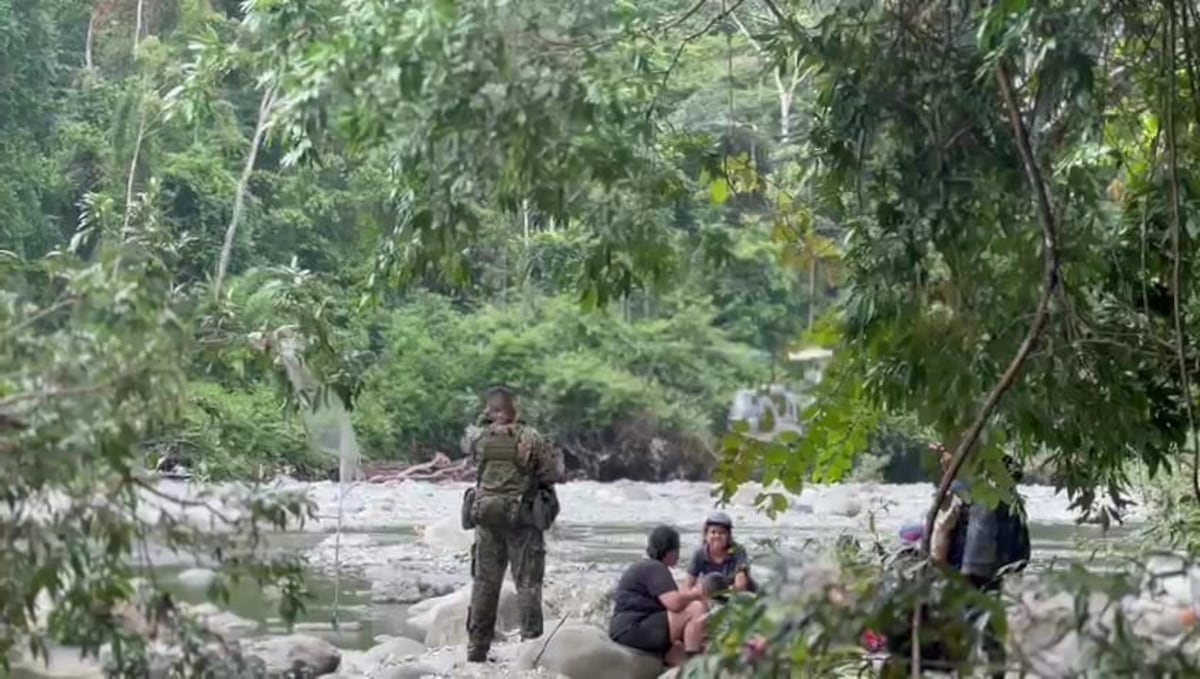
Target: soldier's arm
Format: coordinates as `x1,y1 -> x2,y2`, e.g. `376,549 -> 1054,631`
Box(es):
461,424 -> 485,462
518,428 -> 559,486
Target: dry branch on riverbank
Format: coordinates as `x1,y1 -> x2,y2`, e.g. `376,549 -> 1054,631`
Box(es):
362,453 -> 476,484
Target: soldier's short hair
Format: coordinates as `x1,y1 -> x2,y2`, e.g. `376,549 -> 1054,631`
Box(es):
485,385 -> 515,402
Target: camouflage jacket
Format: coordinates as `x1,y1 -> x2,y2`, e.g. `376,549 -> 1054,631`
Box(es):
462,418 -> 561,488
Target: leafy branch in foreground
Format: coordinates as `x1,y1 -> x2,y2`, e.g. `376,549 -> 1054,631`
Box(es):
692,540 -> 1200,678
0,208 -> 318,674
249,0 -> 694,306
713,0 -> 1197,528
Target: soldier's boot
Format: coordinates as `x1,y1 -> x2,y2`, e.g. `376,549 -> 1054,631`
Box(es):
517,585 -> 544,641
466,602 -> 494,663
466,644 -> 490,663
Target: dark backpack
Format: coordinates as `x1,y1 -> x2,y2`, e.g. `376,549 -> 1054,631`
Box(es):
995,503 -> 1031,573
949,501 -> 1030,575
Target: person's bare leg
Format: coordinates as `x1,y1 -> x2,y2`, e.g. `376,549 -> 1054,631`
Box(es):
667,600 -> 707,648
664,642 -> 687,667
682,612 -> 707,653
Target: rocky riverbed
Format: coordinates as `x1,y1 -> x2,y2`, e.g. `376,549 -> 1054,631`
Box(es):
12,479 -> 1155,678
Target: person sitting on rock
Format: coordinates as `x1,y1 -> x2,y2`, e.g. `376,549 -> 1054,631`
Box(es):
609,525 -> 709,666
684,511 -> 756,597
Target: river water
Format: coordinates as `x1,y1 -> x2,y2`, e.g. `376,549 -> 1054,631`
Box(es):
140,478 -> 1141,652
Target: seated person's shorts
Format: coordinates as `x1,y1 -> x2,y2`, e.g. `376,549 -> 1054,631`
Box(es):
611,611 -> 671,656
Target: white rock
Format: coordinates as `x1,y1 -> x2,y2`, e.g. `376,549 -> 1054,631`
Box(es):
731,483 -> 764,507
543,580 -> 615,627
374,663 -> 441,679
420,516 -> 475,554
412,583 -> 523,647
365,636 -> 427,663
599,483 -> 652,503
185,602 -> 259,639
176,567 -> 217,590
514,622 -> 663,679
407,593 -> 444,619
328,649 -> 372,676
11,645 -> 105,679
824,493 -> 862,518
243,634 -> 341,676
371,573 -> 464,604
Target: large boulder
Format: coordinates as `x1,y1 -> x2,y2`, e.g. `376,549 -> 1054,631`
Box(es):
371,572 -> 464,604
243,634 -> 341,677
997,569 -> 1200,677
420,516 -> 474,554
595,482 -> 653,504
514,622 -> 663,679
373,663 -> 441,679
11,645 -> 105,679
543,580 -> 617,627
410,583 -> 523,647
186,602 -> 260,640
99,638 -> 265,678
822,491 -> 863,518
177,567 -> 217,590
657,656 -> 738,678
364,636 -> 427,663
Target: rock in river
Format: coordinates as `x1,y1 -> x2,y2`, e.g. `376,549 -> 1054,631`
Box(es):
177,567 -> 217,590
514,621 -> 663,679
364,636 -> 427,663
371,572 -> 464,604
410,583 -> 523,647
420,515 -> 474,554
242,634 -> 341,676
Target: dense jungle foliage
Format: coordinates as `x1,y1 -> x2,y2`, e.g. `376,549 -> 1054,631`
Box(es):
8,0 -> 1200,674
2,0 -> 847,484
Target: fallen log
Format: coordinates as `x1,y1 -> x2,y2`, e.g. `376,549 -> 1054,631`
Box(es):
362,453 -> 476,484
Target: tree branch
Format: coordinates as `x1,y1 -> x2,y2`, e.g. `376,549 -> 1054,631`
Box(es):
131,476 -> 237,526
1162,0 -> 1200,503
0,297 -> 73,342
645,0 -> 748,119
0,378 -> 131,410
911,59 -> 1062,677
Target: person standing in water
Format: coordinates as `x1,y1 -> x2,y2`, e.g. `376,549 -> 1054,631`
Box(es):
684,511 -> 756,595
927,444 -> 1030,679
462,386 -> 561,663
929,442 -> 1030,585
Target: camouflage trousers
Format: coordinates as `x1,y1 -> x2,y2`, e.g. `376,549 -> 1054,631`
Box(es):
466,522 -> 546,655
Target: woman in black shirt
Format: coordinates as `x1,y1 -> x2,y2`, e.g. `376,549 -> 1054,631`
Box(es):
608,525 -> 709,666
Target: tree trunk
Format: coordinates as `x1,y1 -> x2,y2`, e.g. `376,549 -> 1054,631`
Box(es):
214,87 -> 276,298
85,13 -> 96,68
807,258 -> 817,329
120,110 -> 147,238
134,0 -> 144,51
774,68 -> 797,144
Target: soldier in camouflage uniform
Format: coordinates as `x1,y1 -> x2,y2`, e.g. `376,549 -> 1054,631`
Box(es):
462,386 -> 560,662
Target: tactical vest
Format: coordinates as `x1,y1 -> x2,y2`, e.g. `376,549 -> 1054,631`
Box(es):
477,425 -> 526,496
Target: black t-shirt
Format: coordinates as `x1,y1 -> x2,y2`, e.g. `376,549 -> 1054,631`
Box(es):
608,558 -> 678,638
